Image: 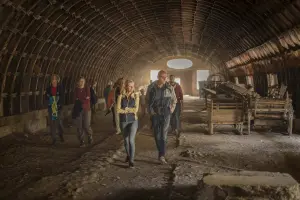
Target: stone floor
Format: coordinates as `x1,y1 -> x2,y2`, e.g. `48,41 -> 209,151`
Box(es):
1,96 -> 300,200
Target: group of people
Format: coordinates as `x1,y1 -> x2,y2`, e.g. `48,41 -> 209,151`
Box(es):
46,69 -> 183,168
46,75 -> 98,147
102,70 -> 183,167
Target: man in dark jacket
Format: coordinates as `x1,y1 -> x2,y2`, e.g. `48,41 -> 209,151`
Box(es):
146,70 -> 177,164
46,74 -> 64,145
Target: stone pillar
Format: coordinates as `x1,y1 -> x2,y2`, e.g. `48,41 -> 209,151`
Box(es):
267,73 -> 277,87
234,77 -> 239,84
246,76 -> 253,86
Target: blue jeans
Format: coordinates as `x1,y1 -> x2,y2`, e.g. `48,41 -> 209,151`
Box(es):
152,115 -> 171,157
171,103 -> 181,131
120,120 -> 138,163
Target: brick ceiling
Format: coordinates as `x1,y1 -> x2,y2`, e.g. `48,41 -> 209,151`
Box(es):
0,0 -> 300,93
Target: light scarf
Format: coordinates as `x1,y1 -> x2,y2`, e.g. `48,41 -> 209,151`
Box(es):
50,96 -> 58,120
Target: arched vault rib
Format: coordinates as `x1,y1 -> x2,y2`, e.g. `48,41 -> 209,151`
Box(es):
1,0 -> 300,116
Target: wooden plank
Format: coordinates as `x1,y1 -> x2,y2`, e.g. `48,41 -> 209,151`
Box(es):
255,108 -> 286,112
203,88 -> 217,95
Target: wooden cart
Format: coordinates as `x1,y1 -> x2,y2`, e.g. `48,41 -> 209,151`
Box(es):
250,94 -> 293,135
206,95 -> 245,135
204,82 -> 294,135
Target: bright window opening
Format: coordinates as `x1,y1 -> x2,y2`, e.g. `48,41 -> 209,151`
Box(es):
150,70 -> 160,82
197,70 -> 209,89
167,59 -> 193,69
175,78 -> 180,85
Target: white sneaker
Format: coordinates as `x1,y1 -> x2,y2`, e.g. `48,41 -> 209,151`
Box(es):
159,156 -> 168,165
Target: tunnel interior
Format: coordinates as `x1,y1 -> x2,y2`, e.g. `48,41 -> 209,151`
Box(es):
1,0 -> 300,200
0,0 -> 300,117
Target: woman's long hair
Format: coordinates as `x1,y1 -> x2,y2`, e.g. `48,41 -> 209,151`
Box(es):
124,80 -> 136,97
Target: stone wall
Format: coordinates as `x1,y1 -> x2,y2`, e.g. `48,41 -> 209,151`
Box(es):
0,98 -> 106,138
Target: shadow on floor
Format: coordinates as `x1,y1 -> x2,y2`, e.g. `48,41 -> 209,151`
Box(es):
95,186 -> 195,200
284,152 -> 300,182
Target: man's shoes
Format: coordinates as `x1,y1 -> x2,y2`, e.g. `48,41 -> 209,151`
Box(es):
88,137 -> 94,145
125,156 -> 129,163
129,162 -> 135,168
159,156 -> 168,165
79,141 -> 85,148
175,129 -> 180,137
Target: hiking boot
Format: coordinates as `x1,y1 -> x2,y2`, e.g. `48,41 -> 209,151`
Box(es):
175,129 -> 180,138
125,156 -> 129,163
129,162 -> 135,168
159,156 -> 168,165
79,141 -> 85,148
88,137 -> 94,145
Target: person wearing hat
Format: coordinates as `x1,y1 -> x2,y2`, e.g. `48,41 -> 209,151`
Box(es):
46,74 -> 65,145
103,81 -> 113,110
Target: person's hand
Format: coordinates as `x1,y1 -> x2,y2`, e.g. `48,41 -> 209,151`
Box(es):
125,107 -> 130,113
170,106 -> 175,113
149,109 -> 156,116
86,96 -> 90,100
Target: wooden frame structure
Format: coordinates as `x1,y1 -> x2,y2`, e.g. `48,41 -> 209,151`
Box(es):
203,82 -> 294,135
203,87 -> 245,135
250,93 -> 293,135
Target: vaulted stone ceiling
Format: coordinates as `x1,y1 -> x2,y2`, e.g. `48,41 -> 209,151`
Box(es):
0,0 -> 300,99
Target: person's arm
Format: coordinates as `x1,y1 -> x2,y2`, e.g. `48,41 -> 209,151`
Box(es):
116,94 -> 127,114
178,84 -> 183,102
90,87 -> 97,104
170,87 -> 177,113
74,88 -> 78,102
145,85 -> 152,105
127,93 -> 140,114
86,86 -> 90,100
146,87 -> 156,115
178,84 -> 183,107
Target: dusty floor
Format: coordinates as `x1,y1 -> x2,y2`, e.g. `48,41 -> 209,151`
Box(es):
1,96 -> 300,200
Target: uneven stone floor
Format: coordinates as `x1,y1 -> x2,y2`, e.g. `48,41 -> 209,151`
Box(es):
1,96 -> 300,200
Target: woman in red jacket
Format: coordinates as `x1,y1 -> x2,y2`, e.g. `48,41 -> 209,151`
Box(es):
74,77 -> 93,147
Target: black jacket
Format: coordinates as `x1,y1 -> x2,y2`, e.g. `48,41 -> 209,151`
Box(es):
90,87 -> 98,105
72,100 -> 83,119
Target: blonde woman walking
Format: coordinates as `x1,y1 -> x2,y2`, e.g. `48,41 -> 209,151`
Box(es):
116,80 -> 139,168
